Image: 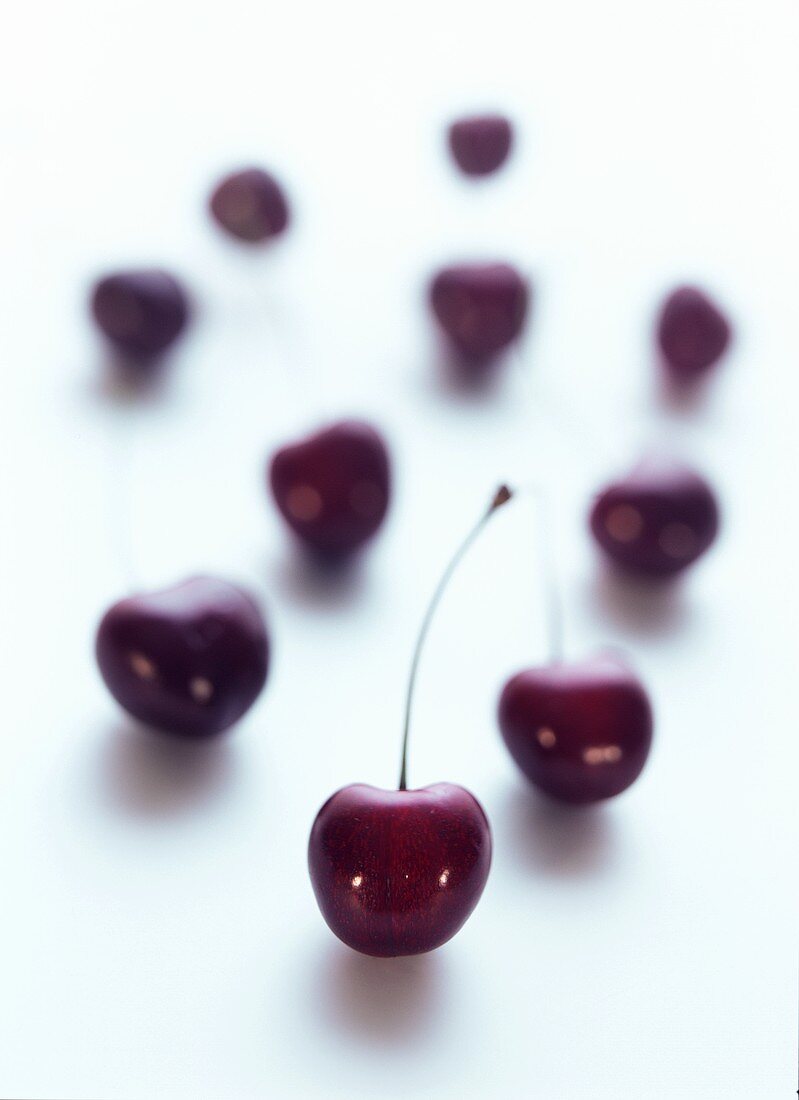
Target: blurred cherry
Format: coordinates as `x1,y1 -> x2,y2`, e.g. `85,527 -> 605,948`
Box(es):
429,262 -> 529,365
91,269 -> 190,361
590,456 -> 719,578
447,114 -> 513,176
308,488 -> 512,956
657,286 -> 731,382
269,420 -> 391,559
209,167 -> 290,244
499,653 -> 653,804
96,576 -> 269,738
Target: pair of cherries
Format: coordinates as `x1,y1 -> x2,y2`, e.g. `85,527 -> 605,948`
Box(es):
96,421 -> 718,957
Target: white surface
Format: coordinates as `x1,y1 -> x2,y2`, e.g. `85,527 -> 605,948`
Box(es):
0,3 -> 797,1097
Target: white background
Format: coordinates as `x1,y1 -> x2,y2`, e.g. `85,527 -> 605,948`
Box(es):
0,2 -> 797,1097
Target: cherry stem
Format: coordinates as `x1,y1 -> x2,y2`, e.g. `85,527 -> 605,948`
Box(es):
398,485 -> 513,791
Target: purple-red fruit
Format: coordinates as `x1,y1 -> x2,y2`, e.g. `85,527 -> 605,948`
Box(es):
499,654 -> 653,804
308,783 -> 491,957
96,576 -> 269,738
91,270 -> 190,360
209,167 -> 290,243
657,286 -> 732,381
429,263 -> 529,364
269,420 -> 391,558
590,457 -> 719,579
448,114 -> 513,177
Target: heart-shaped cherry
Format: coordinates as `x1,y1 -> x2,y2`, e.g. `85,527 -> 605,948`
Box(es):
96,576 -> 269,738
309,783 -> 491,957
656,285 -> 732,382
499,654 -> 653,804
308,488 -> 511,956
447,114 -> 513,177
209,167 -> 290,243
429,262 -> 530,365
91,269 -> 191,361
269,420 -> 391,559
590,456 -> 720,578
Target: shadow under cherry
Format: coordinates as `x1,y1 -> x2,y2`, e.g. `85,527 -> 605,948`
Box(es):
268,544 -> 372,614
587,562 -> 692,639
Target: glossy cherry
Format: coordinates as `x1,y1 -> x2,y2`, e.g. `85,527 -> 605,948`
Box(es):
309,783 -> 491,957
269,420 -> 391,559
590,456 -> 720,579
656,285 -> 732,381
447,114 -> 513,176
91,269 -> 190,360
96,576 -> 269,738
429,262 -> 529,364
209,167 -> 290,243
499,654 -> 653,804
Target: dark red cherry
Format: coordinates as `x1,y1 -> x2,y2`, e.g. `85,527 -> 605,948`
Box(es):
269,420 -> 391,559
308,783 -> 491,957
91,269 -> 190,360
209,167 -> 290,243
429,263 -> 529,364
447,114 -> 513,176
96,576 -> 269,738
499,654 -> 653,804
590,457 -> 719,579
656,286 -> 732,381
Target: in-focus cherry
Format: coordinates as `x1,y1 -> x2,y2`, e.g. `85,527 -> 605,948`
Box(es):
209,167 -> 290,244
590,456 -> 719,579
499,654 -> 653,804
91,269 -> 190,361
656,285 -> 732,381
429,263 -> 529,365
269,420 -> 391,559
447,114 -> 513,177
96,576 -> 269,738
309,783 -> 491,957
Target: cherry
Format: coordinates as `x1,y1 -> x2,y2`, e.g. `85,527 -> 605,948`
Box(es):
499,654 -> 653,804
590,456 -> 720,579
656,285 -> 732,381
91,269 -> 190,361
447,114 -> 513,177
269,420 -> 391,559
309,783 -> 491,957
308,489 -> 512,956
209,167 -> 290,244
429,263 -> 529,364
96,576 -> 269,738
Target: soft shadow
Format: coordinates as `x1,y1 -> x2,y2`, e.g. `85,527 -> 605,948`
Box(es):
426,340 -> 511,403
315,940 -> 447,1048
501,782 -> 618,877
97,719 -> 238,818
587,563 -> 690,638
654,358 -> 716,418
89,350 -> 175,406
269,546 -> 371,612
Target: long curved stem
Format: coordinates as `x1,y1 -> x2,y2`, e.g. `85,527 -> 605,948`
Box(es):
398,485 -> 513,791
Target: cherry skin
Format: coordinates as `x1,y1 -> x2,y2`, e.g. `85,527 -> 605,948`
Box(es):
657,285 -> 732,381
499,654 -> 653,804
209,167 -> 290,243
96,576 -> 269,738
308,783 -> 491,957
91,269 -> 190,361
590,456 -> 720,579
269,420 -> 391,559
447,114 -> 513,176
429,263 -> 530,365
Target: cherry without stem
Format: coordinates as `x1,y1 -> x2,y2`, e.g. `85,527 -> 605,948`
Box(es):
447,114 -> 513,177
96,576 -> 269,738
657,285 -> 732,382
91,269 -> 190,362
590,456 -> 720,579
209,167 -> 290,244
308,489 -> 511,957
269,420 -> 391,560
429,262 -> 530,366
